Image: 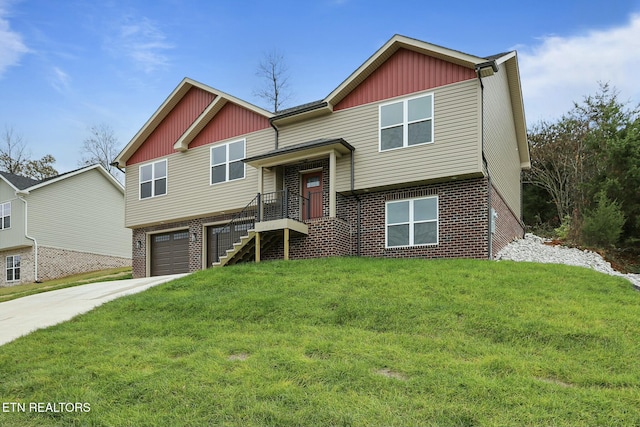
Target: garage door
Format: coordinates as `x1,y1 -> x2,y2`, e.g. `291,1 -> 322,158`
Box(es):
150,230 -> 189,276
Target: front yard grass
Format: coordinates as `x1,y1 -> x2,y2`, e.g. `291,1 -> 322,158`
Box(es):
0,258 -> 638,426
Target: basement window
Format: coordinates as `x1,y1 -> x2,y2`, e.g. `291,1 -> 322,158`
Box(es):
386,196 -> 438,247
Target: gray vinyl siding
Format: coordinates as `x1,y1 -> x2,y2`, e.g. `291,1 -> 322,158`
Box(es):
482,64 -> 523,218
27,169 -> 131,258
125,128 -> 275,228
0,181 -> 31,250
277,80 -> 483,192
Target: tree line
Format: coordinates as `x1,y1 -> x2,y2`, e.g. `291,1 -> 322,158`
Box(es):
0,124 -> 123,182
524,83 -> 640,249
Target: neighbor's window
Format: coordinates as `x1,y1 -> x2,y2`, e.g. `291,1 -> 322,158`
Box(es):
6,255 -> 20,282
0,202 -> 10,230
380,93 -> 433,151
211,139 -> 245,185
139,159 -> 167,199
386,196 -> 438,247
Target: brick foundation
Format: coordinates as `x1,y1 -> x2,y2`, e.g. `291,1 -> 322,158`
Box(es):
490,185 -> 525,257
131,177 -> 525,277
0,246 -> 131,286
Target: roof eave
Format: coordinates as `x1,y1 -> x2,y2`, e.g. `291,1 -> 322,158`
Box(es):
115,77 -> 274,166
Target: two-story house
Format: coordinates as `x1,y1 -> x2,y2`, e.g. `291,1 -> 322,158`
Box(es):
0,164 -> 131,285
114,35 -> 530,277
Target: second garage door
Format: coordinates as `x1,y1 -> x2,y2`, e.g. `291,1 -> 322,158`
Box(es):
150,230 -> 190,276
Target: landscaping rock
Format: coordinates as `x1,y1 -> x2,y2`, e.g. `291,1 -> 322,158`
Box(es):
496,234 -> 640,291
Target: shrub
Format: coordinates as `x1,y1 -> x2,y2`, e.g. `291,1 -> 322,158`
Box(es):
581,192 -> 626,247
554,215 -> 573,240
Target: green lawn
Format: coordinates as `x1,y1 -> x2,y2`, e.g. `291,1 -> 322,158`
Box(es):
0,258 -> 638,426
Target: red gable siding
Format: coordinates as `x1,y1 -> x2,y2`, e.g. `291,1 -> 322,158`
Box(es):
335,48 -> 477,111
128,87 -> 215,165
190,102 -> 271,148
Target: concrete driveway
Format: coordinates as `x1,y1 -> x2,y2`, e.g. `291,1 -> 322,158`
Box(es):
0,274 -> 187,346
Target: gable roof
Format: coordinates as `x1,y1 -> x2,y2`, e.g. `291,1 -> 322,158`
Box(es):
0,171 -> 40,191
324,34 -> 495,109
114,78 -> 273,166
0,164 -> 123,194
115,35 -> 529,170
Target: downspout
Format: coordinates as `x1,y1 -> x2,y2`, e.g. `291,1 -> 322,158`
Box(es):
17,193 -> 39,282
349,147 -> 361,256
475,61 -> 498,260
269,119 -> 279,150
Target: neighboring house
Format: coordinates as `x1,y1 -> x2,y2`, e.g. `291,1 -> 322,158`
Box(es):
114,35 -> 530,278
0,164 -> 131,286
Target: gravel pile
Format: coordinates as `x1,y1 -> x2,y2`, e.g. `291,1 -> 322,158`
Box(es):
496,233 -> 640,290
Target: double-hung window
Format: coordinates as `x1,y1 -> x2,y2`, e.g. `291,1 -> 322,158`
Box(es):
139,159 -> 167,199
0,202 -> 10,230
211,139 -> 245,185
380,93 -> 433,151
6,255 -> 20,282
386,196 -> 438,247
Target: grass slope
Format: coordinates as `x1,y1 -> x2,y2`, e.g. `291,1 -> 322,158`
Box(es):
0,258 -> 639,426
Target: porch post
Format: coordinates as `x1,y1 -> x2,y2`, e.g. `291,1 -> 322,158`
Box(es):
255,232 -> 261,263
329,150 -> 337,218
284,228 -> 290,260
257,166 -> 264,194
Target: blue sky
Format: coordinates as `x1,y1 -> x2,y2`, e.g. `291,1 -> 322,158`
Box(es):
1,0 -> 640,173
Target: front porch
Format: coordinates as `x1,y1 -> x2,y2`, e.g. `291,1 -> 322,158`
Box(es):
208,138 -> 356,266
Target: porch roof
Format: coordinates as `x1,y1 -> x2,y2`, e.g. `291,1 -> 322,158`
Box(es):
244,138 -> 354,169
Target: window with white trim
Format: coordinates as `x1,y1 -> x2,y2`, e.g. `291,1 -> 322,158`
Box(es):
386,196 -> 438,247
139,159 -> 167,199
379,93 -> 433,151
211,139 -> 245,185
6,255 -> 20,282
0,202 -> 10,230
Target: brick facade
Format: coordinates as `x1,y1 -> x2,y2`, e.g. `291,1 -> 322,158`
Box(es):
131,176 -> 524,277
0,246 -> 130,287
490,184 -> 525,257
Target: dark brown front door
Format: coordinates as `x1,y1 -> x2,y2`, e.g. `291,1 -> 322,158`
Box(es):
302,171 -> 323,220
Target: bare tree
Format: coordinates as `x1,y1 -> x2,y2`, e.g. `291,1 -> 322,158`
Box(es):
0,126 -> 29,175
0,126 -> 58,179
525,117 -> 590,221
254,49 -> 292,113
79,124 -> 123,181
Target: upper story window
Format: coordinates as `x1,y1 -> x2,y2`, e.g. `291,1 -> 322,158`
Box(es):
386,196 -> 438,247
211,139 -> 245,185
379,93 -> 433,151
0,202 -> 10,230
140,159 -> 167,199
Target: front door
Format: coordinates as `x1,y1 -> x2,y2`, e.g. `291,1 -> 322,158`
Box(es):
302,171 -> 323,220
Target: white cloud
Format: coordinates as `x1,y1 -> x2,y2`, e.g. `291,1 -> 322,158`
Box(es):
112,16 -> 173,73
0,2 -> 29,77
50,66 -> 70,93
518,13 -> 640,124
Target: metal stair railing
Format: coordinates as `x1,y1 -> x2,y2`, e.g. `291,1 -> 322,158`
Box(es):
213,190 -> 309,263
213,194 -> 259,263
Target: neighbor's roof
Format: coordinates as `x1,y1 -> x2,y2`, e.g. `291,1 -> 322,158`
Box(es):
0,171 -> 40,191
0,164 -> 123,194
